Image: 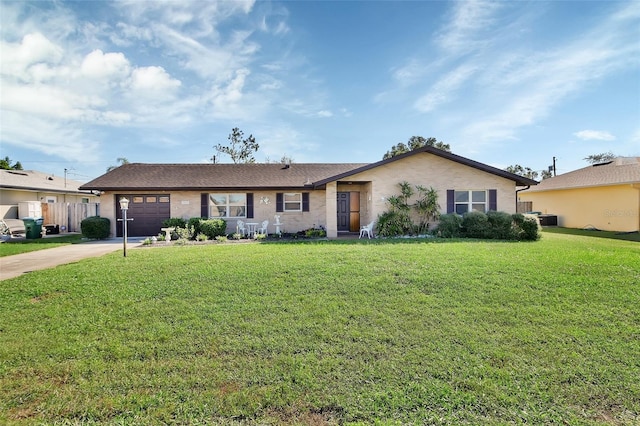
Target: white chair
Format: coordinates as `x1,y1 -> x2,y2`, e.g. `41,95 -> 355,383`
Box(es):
236,220 -> 246,237
359,221 -> 374,239
257,220 -> 269,236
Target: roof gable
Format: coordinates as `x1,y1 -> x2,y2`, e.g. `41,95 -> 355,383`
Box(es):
314,146 -> 539,187
528,157 -> 640,192
1,169 -> 91,194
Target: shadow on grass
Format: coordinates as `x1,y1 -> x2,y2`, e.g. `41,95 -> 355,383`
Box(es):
542,226 -> 640,242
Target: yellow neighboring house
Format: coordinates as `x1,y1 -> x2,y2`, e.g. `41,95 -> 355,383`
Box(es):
520,157 -> 640,232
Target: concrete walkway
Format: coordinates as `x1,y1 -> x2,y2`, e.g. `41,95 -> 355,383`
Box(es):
0,238 -> 143,281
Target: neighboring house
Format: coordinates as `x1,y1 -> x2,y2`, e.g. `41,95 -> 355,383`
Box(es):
519,157 -> 640,232
1,169 -> 100,219
79,146 -> 538,238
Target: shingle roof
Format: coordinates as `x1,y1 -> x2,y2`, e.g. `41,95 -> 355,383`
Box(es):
79,163 -> 368,191
80,147 -> 540,191
1,169 -> 92,194
527,157 -> 640,192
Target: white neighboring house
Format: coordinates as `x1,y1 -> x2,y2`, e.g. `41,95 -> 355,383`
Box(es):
0,169 -> 99,219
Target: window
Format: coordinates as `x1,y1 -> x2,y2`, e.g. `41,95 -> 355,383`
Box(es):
455,190 -> 487,214
209,193 -> 246,218
81,198 -> 89,203
283,193 -> 302,212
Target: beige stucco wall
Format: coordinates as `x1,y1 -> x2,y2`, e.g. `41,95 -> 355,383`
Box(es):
0,188 -> 99,219
335,152 -> 517,230
101,189 -> 328,237
520,184 -> 640,232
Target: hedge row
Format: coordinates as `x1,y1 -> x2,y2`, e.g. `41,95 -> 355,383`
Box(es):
435,211 -> 540,241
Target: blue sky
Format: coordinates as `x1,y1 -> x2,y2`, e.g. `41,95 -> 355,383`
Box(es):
1,0 -> 638,182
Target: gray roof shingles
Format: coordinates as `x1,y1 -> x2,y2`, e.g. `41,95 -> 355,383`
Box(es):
528,157 -> 640,192
1,169 -> 91,194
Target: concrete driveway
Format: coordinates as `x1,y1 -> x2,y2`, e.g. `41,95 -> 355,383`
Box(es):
0,238 -> 142,281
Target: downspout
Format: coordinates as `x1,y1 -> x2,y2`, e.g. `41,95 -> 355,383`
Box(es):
515,186 -> 531,213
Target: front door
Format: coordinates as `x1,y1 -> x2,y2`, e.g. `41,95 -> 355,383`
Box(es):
337,192 -> 350,231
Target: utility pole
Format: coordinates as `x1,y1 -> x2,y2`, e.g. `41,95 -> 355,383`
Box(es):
552,157 -> 556,177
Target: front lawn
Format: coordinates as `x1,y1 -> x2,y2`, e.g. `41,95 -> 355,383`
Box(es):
0,234 -> 86,257
1,234 -> 638,424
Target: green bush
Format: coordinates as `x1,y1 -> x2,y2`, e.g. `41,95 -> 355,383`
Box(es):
461,211 -> 490,239
436,212 -> 540,241
188,217 -> 206,236
512,214 -> 540,241
162,217 -> 186,229
434,213 -> 463,238
199,219 -> 227,239
81,216 -> 111,240
376,210 -> 413,237
487,210 -> 516,240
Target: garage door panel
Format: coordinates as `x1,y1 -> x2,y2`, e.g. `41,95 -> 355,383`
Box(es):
116,194 -> 171,237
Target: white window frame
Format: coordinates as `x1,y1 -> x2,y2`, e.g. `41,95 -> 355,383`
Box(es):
454,190 -> 487,214
209,193 -> 247,218
283,193 -> 302,212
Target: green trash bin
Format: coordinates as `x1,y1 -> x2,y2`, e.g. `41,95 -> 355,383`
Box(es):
22,218 -> 44,239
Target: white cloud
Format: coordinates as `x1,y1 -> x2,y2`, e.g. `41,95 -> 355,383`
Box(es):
414,64 -> 477,113
317,110 -> 333,118
574,130 -> 616,141
81,49 -> 131,80
130,66 -> 181,92
0,32 -> 63,80
435,0 -> 503,54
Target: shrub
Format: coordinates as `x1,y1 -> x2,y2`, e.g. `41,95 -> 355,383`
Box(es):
461,211 -> 490,239
196,233 -> 208,242
486,210 -> 516,240
162,218 -> 186,229
174,226 -> 194,241
304,228 -> 327,238
215,235 -> 228,243
81,216 -> 110,240
199,219 -> 227,239
376,210 -> 413,237
512,213 -> 540,241
188,217 -> 206,236
434,213 -> 463,238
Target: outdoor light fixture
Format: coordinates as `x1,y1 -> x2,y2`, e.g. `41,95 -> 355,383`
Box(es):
118,197 -> 131,257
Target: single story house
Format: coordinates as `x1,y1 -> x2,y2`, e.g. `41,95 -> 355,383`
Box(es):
79,146 -> 538,238
519,157 -> 640,232
1,169 -> 99,219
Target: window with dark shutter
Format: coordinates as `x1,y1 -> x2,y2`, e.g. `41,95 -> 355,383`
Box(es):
446,190 -> 454,214
488,189 -> 497,211
246,193 -> 254,219
302,193 -> 310,212
201,193 -> 208,218
276,193 -> 283,212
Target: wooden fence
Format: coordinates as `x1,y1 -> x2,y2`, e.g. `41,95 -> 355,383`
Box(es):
517,201 -> 533,214
41,203 -> 99,233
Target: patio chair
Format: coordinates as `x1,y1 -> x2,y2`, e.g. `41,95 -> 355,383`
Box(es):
257,220 -> 269,236
236,220 -> 246,237
359,221 -> 374,239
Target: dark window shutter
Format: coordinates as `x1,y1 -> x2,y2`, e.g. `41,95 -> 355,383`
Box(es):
201,193 -> 209,218
302,193 -> 310,212
488,189 -> 497,211
446,190 -> 454,214
276,193 -> 283,212
246,193 -> 254,218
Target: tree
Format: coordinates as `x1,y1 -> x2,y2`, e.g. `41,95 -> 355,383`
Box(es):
505,164 -> 539,180
584,152 -> 616,164
265,154 -> 294,164
383,136 -> 450,160
0,156 -> 23,170
106,157 -> 129,172
215,128 -> 259,164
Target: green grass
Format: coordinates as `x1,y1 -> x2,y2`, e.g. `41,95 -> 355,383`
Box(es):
1,234 -> 638,425
0,234 -> 86,257
542,226 -> 640,242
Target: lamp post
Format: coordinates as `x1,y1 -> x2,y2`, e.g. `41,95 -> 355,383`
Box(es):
119,197 -> 129,257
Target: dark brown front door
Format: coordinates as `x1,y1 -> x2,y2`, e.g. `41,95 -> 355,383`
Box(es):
337,192 -> 350,231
